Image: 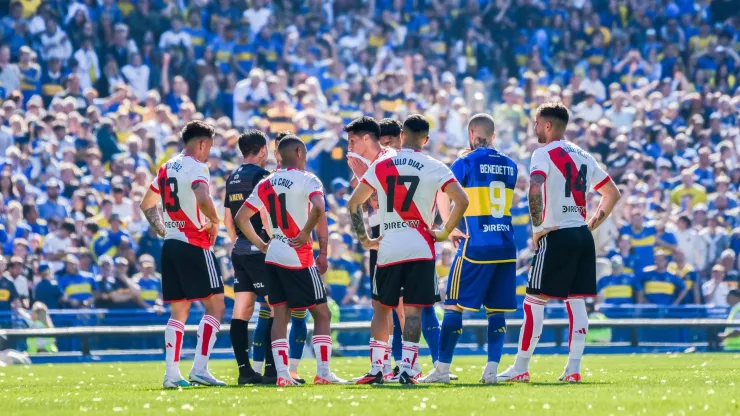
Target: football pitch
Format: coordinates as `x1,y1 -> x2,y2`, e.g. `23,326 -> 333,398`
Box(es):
2,354 -> 738,416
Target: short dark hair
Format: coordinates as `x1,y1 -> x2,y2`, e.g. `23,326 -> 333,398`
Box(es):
402,114 -> 430,135
343,116 -> 381,141
729,289 -> 740,299
238,130 -> 268,157
536,102 -> 570,126
379,118 -> 402,137
60,220 -> 76,234
277,135 -> 305,152
274,130 -> 294,146
181,120 -> 215,143
467,113 -> 496,137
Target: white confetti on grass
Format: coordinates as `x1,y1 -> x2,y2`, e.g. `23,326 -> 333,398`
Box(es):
92,398 -> 102,402
112,407 -> 124,412
543,404 -> 550,410
181,404 -> 194,411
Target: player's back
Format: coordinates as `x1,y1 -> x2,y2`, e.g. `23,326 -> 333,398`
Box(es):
452,148 -> 518,263
245,168 -> 324,268
153,152 -> 210,249
225,163 -> 270,253
362,148 -> 455,266
529,140 -> 610,230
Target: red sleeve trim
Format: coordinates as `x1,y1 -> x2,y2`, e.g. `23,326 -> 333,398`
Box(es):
360,178 -> 376,191
593,175 -> 611,191
441,178 -> 457,192
149,184 -> 160,194
530,170 -> 547,179
191,179 -> 208,187
243,201 -> 259,212
308,190 -> 324,200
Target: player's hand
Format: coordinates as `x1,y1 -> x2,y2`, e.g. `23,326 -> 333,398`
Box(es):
532,227 -> 557,250
289,231 -> 311,248
431,228 -> 450,243
204,222 -> 219,246
361,236 -> 382,250
316,253 -> 328,274
257,239 -> 269,254
347,155 -> 369,179
448,228 -> 468,248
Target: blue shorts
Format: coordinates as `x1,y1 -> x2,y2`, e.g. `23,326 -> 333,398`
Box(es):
444,254 -> 517,312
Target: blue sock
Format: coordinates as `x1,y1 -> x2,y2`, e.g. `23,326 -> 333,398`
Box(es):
252,307 -> 271,363
421,306 -> 441,363
392,310 -> 403,362
289,310 -> 308,360
438,310 -> 463,364
486,312 -> 506,364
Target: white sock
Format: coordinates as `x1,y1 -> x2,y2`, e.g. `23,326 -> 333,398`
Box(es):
566,298 -> 588,374
383,336 -> 393,373
483,361 -> 498,375
191,315 -> 219,375
271,339 -> 290,377
253,361 -> 264,374
289,358 -> 300,373
436,362 -> 451,374
401,341 -> 420,374
369,339 -> 387,374
515,296 -> 546,371
164,319 -> 184,379
312,335 -> 332,377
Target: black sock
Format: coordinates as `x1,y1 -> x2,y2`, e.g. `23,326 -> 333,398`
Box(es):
230,319 -> 253,376
263,317 -> 276,377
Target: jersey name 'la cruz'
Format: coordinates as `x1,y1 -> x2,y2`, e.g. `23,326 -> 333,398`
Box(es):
244,168 -> 324,269
361,149 -> 456,266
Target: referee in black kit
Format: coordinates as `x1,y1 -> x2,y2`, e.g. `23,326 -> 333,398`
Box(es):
223,130 -> 275,385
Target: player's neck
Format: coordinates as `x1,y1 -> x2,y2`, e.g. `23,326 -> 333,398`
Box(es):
546,136 -> 564,144
244,156 -> 263,166
401,143 -> 423,151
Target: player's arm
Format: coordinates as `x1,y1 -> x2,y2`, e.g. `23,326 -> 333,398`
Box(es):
588,163 -> 622,231
224,207 -> 237,243
312,194 -> 329,274
192,181 -> 220,245
433,181 -> 469,242
348,181 -> 378,249
234,204 -> 268,253
437,159 -> 468,245
140,187 -> 165,238
528,172 -> 548,248
290,193 -> 326,248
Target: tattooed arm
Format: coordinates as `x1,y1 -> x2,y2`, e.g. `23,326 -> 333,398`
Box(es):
348,181 -> 378,249
140,188 -> 165,237
529,173 -> 546,228
588,178 -> 621,231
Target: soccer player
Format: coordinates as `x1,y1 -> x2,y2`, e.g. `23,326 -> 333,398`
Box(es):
139,121 -> 226,388
421,113 -> 518,384
498,102 -> 621,383
223,130 -> 271,385
235,135 -> 348,386
349,114 -> 469,385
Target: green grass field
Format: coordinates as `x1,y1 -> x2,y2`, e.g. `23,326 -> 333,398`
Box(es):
2,354 -> 738,416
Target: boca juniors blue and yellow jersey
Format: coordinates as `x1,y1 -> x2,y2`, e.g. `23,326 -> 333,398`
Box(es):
450,148 -> 518,263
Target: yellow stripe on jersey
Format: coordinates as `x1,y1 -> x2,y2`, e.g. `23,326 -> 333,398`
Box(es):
644,281 -> 676,295
463,187 -> 514,217
449,257 -> 463,300
484,307 -> 516,313
603,285 -> 633,299
631,235 -> 656,247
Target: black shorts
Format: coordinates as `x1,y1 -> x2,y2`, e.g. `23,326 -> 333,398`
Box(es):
232,252 -> 269,297
369,225 -> 380,277
526,225 -> 597,299
162,239 -> 224,303
266,264 -> 327,310
373,260 -> 438,308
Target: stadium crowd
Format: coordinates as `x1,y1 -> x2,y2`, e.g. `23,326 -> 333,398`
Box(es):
0,0 -> 739,328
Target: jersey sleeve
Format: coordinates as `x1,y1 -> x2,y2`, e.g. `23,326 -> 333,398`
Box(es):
449,157 -> 467,185
360,162 -> 380,190
590,156 -> 611,192
529,148 -> 549,179
244,184 -> 264,212
191,163 -> 210,188
149,166 -> 163,194
305,174 -> 325,200
433,160 -> 457,191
